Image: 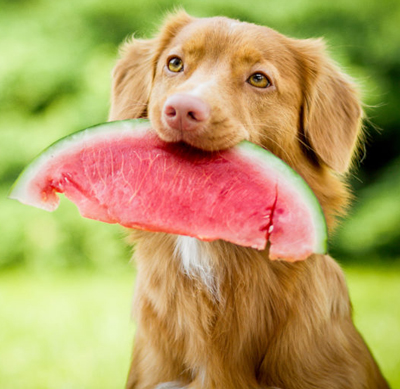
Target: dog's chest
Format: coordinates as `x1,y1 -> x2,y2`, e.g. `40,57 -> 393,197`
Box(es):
174,235 -> 216,294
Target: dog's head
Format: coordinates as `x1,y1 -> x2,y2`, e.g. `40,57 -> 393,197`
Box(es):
110,11 -> 363,226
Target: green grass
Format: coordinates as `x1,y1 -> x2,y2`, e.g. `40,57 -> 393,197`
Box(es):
0,270 -> 135,389
344,265 -> 400,388
1,266 -> 399,388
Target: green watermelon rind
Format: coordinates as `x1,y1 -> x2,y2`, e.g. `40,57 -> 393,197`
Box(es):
237,141 -> 328,255
9,119 -> 327,255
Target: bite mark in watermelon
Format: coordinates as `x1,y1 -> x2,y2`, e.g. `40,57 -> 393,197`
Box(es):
9,119 -> 328,261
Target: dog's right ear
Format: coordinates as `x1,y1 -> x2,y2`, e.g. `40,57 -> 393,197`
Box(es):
109,37 -> 157,121
109,10 -> 193,121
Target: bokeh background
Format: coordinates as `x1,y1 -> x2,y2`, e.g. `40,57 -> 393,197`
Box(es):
1,0 -> 399,387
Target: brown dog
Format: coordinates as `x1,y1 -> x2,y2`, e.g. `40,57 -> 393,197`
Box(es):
109,11 -> 389,389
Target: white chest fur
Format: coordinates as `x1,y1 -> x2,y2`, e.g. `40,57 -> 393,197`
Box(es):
174,235 -> 216,294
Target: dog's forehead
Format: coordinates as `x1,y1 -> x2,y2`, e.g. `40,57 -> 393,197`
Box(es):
170,17 -> 285,61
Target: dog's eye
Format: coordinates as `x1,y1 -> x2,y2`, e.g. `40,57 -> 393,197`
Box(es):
167,57 -> 184,73
247,73 -> 271,88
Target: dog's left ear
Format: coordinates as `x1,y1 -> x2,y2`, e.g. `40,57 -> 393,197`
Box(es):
291,39 -> 362,173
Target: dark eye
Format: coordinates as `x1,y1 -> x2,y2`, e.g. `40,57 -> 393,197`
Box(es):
247,73 -> 271,88
167,56 -> 184,73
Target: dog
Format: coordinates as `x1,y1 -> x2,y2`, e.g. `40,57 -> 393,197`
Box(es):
109,11 -> 389,389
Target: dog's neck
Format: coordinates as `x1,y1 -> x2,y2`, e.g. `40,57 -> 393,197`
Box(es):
174,235 -> 218,298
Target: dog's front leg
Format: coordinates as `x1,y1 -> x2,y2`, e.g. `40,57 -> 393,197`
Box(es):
154,383 -> 188,389
169,374 -> 283,389
155,383 -> 282,389
126,333 -> 190,389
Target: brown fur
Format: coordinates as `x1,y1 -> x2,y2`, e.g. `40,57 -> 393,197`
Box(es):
110,11 -> 389,389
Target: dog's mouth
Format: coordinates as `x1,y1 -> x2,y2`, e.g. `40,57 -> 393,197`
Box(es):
154,123 -> 248,153
155,123 -> 212,151
149,114 -> 251,153
148,93 -> 250,152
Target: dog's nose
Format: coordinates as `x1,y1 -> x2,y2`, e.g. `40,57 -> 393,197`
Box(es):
163,94 -> 210,132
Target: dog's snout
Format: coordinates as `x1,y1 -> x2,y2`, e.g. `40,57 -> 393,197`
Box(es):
163,94 -> 210,132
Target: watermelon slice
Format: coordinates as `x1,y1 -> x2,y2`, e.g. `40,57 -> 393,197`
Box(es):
9,119 -> 327,261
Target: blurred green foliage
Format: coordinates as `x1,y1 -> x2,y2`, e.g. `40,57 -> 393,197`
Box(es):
1,0 -> 400,387
1,0 -> 400,269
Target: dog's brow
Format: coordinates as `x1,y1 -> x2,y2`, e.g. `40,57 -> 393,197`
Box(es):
233,47 -> 264,66
185,42 -> 207,58
181,37 -> 265,68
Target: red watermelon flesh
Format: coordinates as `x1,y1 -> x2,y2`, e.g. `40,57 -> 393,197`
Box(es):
9,119 -> 328,261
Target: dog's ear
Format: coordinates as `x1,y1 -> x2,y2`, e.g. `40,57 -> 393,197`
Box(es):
109,10 -> 192,121
109,38 -> 157,120
292,39 -> 362,173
